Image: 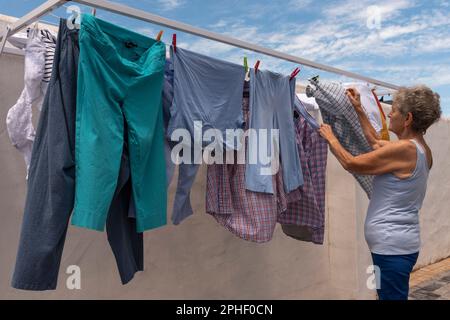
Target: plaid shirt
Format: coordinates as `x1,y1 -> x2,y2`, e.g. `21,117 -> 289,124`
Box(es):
206,96 -> 301,243
306,80 -> 374,198
278,109 -> 328,244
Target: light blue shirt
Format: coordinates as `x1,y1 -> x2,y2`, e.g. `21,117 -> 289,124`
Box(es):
245,69 -> 303,194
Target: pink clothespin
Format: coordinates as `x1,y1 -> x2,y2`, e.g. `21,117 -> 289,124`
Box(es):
254,60 -> 261,73
290,67 -> 301,81
172,34 -> 177,52
91,8 -> 96,16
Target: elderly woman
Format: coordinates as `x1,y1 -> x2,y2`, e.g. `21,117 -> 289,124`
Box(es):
318,85 -> 441,300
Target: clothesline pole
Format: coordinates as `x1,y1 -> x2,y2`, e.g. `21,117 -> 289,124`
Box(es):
0,25 -> 10,54
1,0 -> 401,91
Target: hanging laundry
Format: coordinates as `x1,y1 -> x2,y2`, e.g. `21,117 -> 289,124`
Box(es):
342,83 -> 384,134
162,58 -> 176,188
5,26 -> 54,175
11,19 -> 144,291
40,29 -> 57,83
166,46 -> 246,225
206,82 -> 301,243
246,69 -> 303,194
162,54 -> 201,225
296,93 -> 319,111
7,32 -> 29,50
306,79 -> 374,197
342,83 -> 390,140
105,120 -> 144,284
71,14 -> 167,233
161,53 -> 198,225
278,97 -> 328,244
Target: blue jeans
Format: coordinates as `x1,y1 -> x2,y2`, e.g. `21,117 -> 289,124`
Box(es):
371,252 -> 419,300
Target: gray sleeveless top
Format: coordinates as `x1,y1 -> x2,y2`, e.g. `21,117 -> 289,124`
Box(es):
365,139 -> 430,255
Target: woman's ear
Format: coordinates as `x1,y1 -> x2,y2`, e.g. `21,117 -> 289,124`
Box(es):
404,111 -> 414,128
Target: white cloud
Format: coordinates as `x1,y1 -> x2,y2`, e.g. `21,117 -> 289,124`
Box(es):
333,62 -> 450,88
181,38 -> 236,56
158,0 -> 185,11
379,23 -> 426,39
134,26 -> 158,37
323,0 -> 416,22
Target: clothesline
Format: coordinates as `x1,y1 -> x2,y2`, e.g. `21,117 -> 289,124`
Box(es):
0,0 -> 401,91
6,12 -> 389,290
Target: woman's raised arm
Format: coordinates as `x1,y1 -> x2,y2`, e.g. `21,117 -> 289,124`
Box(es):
346,88 -> 385,150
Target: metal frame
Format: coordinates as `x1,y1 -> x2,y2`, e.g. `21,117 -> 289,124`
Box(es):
0,0 -> 65,40
0,24 -> 10,54
0,0 -> 400,90
3,46 -> 25,56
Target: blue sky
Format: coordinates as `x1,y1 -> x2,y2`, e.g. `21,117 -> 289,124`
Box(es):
2,0 -> 450,115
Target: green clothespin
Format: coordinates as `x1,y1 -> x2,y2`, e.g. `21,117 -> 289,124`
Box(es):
243,56 -> 248,73
309,75 -> 320,83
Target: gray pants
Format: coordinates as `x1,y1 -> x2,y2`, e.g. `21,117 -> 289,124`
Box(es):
11,19 -> 143,290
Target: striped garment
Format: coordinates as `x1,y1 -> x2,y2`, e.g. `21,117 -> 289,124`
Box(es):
306,79 -> 374,198
40,29 -> 56,83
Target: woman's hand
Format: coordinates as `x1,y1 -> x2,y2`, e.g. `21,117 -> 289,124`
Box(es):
318,124 -> 339,145
345,88 -> 362,110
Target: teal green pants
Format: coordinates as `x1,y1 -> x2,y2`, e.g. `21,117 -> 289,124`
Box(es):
72,14 -> 167,232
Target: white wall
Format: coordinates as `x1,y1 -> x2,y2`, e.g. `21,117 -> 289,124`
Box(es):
414,119 -> 450,269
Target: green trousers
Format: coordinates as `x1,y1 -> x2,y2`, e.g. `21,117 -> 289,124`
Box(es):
72,14 -> 167,232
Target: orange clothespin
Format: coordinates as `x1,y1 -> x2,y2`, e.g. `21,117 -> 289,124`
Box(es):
91,8 -> 96,16
290,67 -> 301,81
156,30 -> 163,41
172,34 -> 177,52
254,60 -> 261,73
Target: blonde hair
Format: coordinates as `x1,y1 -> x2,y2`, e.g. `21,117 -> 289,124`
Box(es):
394,85 -> 442,134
